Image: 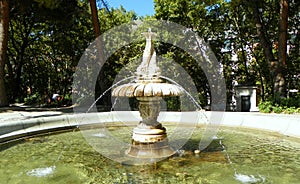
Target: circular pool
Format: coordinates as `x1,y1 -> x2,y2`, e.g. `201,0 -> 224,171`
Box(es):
0,123 -> 299,183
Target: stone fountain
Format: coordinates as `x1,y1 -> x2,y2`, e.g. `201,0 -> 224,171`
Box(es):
112,29 -> 183,158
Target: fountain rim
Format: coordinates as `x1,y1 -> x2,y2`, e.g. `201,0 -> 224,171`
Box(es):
1,111 -> 300,145
111,81 -> 183,97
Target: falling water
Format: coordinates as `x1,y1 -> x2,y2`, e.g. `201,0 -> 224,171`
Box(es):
159,75 -> 210,125
87,76 -> 136,112
86,74 -> 207,114
218,139 -> 265,183
26,144 -> 68,177
110,96 -> 119,111
88,75 -> 204,114
159,75 -> 202,110
219,139 -> 235,170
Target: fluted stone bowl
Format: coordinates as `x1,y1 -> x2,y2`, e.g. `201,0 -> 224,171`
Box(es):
112,80 -> 183,97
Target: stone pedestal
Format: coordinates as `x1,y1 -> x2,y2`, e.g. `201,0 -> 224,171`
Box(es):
126,138 -> 174,159
235,86 -> 258,112
111,29 -> 182,159
126,97 -> 174,158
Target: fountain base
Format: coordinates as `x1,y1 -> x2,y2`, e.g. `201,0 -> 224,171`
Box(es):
126,138 -> 175,159
132,124 -> 166,142
126,122 -> 175,158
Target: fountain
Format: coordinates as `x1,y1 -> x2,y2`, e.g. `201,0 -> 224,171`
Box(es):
112,28 -> 183,158
1,22 -> 300,183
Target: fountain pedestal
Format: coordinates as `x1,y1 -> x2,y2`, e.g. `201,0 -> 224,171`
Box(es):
126,96 -> 174,158
112,28 -> 182,159
134,97 -> 164,143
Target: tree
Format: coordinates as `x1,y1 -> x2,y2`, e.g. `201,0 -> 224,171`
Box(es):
0,0 -> 9,106
94,7 -> 137,108
277,0 -> 288,97
4,0 -> 138,106
89,0 -> 100,37
250,0 -> 288,100
154,0 -> 299,107
6,0 -> 93,103
287,1 -> 300,97
154,0 -> 231,106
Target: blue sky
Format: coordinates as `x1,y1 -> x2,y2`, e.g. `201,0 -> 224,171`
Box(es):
105,0 -> 155,16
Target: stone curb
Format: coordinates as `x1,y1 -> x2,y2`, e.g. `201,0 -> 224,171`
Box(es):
0,111 -> 299,143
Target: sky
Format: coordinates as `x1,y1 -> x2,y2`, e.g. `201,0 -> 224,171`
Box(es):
105,0 -> 155,16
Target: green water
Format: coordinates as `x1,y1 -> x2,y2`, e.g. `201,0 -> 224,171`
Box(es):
0,126 -> 299,184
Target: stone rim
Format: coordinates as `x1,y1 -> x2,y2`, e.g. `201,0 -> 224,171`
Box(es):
112,82 -> 183,97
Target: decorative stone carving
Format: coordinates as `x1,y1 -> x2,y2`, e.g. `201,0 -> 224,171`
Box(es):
136,28 -> 160,80
112,28 -> 183,158
137,97 -> 161,127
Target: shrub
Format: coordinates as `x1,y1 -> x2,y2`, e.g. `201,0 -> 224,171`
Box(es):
284,107 -> 296,114
258,97 -> 299,114
280,96 -> 300,107
272,104 -> 283,113
24,93 -> 42,105
258,101 -> 273,113
62,94 -> 72,106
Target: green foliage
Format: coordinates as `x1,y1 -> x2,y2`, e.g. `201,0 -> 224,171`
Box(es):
154,0 -> 300,105
62,94 -> 72,106
24,92 -> 72,107
2,0 -> 300,108
165,97 -> 181,111
33,0 -> 61,9
5,0 -> 138,107
24,93 -> 42,105
272,104 -> 283,114
283,107 -> 300,114
258,101 -> 273,113
280,95 -> 300,108
258,95 -> 300,114
6,0 -> 93,104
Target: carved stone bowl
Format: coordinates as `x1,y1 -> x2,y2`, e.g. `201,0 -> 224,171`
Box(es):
112,80 -> 183,98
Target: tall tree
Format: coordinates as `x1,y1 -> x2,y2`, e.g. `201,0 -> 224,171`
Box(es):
154,0 -> 298,105
277,0 -> 288,97
89,0 -> 100,37
250,0 -> 287,100
154,0 -> 231,106
286,1 -> 300,96
0,0 -> 9,106
5,0 -> 93,103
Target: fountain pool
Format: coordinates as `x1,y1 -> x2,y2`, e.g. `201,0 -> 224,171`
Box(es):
0,123 -> 299,184
2,26 -> 299,183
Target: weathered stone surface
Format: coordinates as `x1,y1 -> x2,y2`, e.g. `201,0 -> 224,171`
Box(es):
110,29 -> 183,159
136,28 -> 161,79
112,82 -> 182,97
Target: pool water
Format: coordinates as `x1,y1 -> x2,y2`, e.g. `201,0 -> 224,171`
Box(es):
0,126 -> 299,184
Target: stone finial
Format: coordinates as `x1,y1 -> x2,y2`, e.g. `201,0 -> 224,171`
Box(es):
136,28 -> 160,79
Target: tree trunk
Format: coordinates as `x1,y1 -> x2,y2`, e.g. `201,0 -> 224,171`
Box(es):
0,0 -> 9,106
251,0 -> 275,62
251,0 -> 287,100
89,0 -> 100,37
89,0 -> 103,62
276,0 -> 288,98
89,0 -> 109,107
